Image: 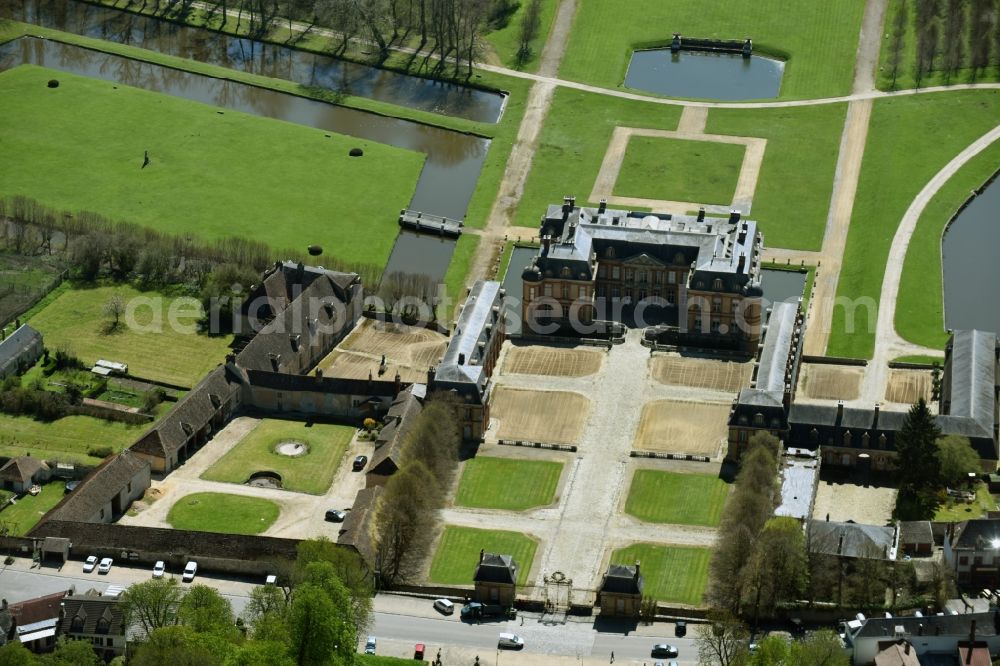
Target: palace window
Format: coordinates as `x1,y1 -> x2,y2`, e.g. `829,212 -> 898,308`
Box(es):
666,291 -> 675,304
753,413 -> 764,426
625,269 -> 633,280
713,278 -> 724,290
673,252 -> 685,264
668,272 -> 676,284
605,247 -> 615,259
544,284 -> 552,296
598,266 -> 606,278
712,298 -> 721,313
562,285 -> 569,299
560,267 -> 571,278
612,267 -> 620,279
529,287 -> 535,299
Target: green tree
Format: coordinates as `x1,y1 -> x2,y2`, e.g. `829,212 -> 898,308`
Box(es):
889,0 -> 910,87
937,434 -> 981,486
791,629 -> 850,665
294,538 -> 373,634
42,638 -> 103,666
287,585 -> 347,666
0,642 -> 39,666
747,635 -> 791,665
894,398 -> 943,519
221,641 -> 295,666
243,584 -> 289,642
121,577 -> 183,636
696,611 -> 750,666
177,584 -> 237,638
130,625 -> 233,666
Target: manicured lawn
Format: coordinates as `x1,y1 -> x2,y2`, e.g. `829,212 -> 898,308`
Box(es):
0,481 -> 66,535
27,284 -> 233,388
892,355 -> 945,366
827,91 -> 1000,358
201,419 -> 354,494
498,241 -> 515,281
358,657 -> 415,666
482,0 -> 560,72
0,413 -> 143,465
895,142 -> 1000,350
614,137 -> 744,205
611,543 -> 709,605
624,470 -> 729,527
560,0 -> 866,99
935,483 -> 998,522
876,0 -> 1000,91
514,87 -> 682,228
706,104 -> 846,251
428,526 -> 536,586
0,64 -> 423,269
166,492 -> 280,535
454,457 -> 563,511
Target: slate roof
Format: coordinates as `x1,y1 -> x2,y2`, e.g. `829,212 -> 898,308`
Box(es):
59,592 -> 124,636
242,261 -> 358,322
244,369 -> 401,397
337,485 -> 382,567
432,281 -> 504,398
0,456 -> 46,485
474,552 -> 518,585
786,403 -> 908,452
0,324 -> 42,376
809,520 -> 896,560
898,520 -> 934,546
853,610 -> 1000,640
368,387 -> 423,477
7,590 -> 68,627
775,455 -> 818,521
600,564 -> 643,595
38,451 -> 149,524
731,302 -> 801,428
944,330 -> 997,429
950,519 -> 1000,551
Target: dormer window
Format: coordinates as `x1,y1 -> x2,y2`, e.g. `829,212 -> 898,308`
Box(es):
560,267 -> 571,278
605,247 -> 615,259
673,252 -> 685,264
753,413 -> 764,427
713,279 -> 724,290
71,614 -> 85,633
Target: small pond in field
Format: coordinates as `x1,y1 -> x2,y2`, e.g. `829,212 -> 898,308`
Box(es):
761,268 -> 807,307
625,49 -> 784,100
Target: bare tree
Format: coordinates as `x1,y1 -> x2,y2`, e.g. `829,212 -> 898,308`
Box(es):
890,0 -> 910,87
942,0 -> 967,82
696,611 -> 750,666
103,292 -> 127,332
515,0 -> 542,68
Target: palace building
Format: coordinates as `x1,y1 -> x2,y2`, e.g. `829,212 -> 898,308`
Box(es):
520,197 -> 765,350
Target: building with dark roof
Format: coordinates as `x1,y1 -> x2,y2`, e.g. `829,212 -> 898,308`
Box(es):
844,609 -> 1000,666
898,521 -> 933,557
598,562 -> 643,617
808,520 -> 897,561
336,485 -> 382,567
0,456 -> 50,494
521,198 -> 764,350
428,281 -> 505,441
366,386 -> 424,486
4,590 -> 69,653
0,323 -> 43,381
41,451 -> 149,524
473,550 -> 518,605
944,519 -> 1000,588
59,590 -> 126,660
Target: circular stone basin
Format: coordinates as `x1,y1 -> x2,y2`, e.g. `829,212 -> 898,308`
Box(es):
247,471 -> 282,489
47,79 -> 59,88
349,147 -> 364,157
275,440 -> 309,457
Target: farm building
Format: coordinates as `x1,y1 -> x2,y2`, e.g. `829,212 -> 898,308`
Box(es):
0,323 -> 43,380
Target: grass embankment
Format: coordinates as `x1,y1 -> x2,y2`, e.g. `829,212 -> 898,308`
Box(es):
876,0 -> 1000,91
166,492 -> 280,534
454,457 -> 563,511
202,420 -> 354,494
624,470 -> 729,527
0,64 -> 424,270
706,104 -> 846,251
934,482 -> 998,522
611,543 -> 709,605
615,137 -> 744,205
441,235 -> 481,316
514,88 -> 683,227
0,481 -> 66,535
27,284 -> 232,388
0,413 -> 143,465
482,0 -> 560,72
827,91 -> 1000,358
895,144 -> 1000,350
559,0 -> 866,99
892,355 -> 945,365
428,526 -> 536,586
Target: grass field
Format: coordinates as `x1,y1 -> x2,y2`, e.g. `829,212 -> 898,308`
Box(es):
876,0 -> 1000,91
0,65 -> 423,269
935,483 -> 998,522
0,413 -> 144,465
828,91 -> 1000,358
706,104 -> 846,251
454,456 -> 563,511
624,470 -> 729,526
611,543 -> 709,605
514,87 -> 682,228
27,284 -> 233,388
428,526 -> 537,586
0,481 -> 66,535
559,0 -> 866,99
614,137 -> 744,204
201,420 -> 354,494
895,143 -> 1000,350
892,355 -> 945,365
166,492 -> 280,535
482,0 -> 560,72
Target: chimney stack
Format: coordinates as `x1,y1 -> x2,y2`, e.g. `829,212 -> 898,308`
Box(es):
458,353 -> 466,365
542,235 -> 551,256
599,199 -> 607,214
697,207 -> 706,222
729,210 -> 741,224
634,560 -> 641,581
904,642 -> 910,655
737,254 -> 746,273
837,400 -> 844,421
479,549 -> 485,563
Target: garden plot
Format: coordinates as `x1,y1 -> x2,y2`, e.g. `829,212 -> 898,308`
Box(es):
633,400 -> 730,457
501,345 -> 604,378
490,387 -> 590,445
649,355 -> 752,394
797,363 -> 863,401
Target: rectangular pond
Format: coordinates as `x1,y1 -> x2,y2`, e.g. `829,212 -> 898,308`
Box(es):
943,173 -> 1000,334
761,268 -> 806,307
625,49 -> 784,100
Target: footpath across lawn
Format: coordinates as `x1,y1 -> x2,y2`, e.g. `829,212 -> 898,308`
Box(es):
611,543 -> 710,605
428,526 -> 537,586
454,456 -> 563,511
166,492 -> 280,535
625,469 -> 729,527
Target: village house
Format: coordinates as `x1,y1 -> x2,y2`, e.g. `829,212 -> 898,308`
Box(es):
366,385 -> 424,486
0,456 -> 50,494
898,521 -> 934,557
943,519 -> 1000,589
41,451 -> 149,524
428,280 -> 506,441
473,550 -> 518,606
521,198 -> 764,350
2,591 -> 69,653
808,520 -> 898,562
844,611 -> 1000,666
58,589 -> 127,661
597,562 -> 644,618
0,322 -> 43,381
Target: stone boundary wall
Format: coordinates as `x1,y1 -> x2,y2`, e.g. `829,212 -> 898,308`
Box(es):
498,439 -> 578,453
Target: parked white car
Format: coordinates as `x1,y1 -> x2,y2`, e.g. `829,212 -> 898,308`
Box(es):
433,598 -> 454,615
82,555 -> 98,573
182,561 -> 198,582
152,561 -> 165,578
97,557 -> 113,574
